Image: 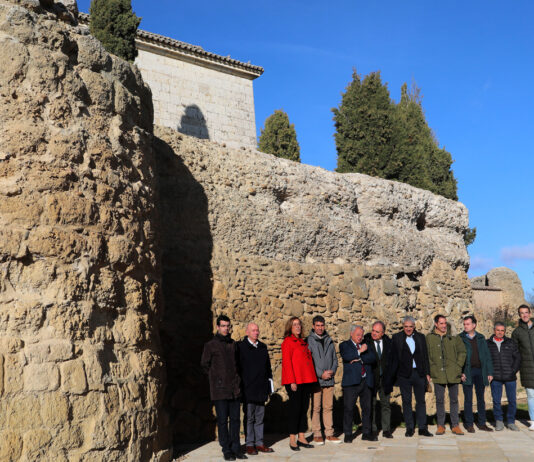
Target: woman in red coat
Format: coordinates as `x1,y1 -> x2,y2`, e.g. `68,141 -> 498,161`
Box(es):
281,316 -> 317,451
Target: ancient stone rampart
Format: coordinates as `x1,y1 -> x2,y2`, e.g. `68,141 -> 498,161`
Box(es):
0,1 -> 169,460
154,126 -> 482,443
0,0 -> 487,457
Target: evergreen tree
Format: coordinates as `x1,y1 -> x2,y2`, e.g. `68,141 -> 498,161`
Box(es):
333,70 -> 394,175
258,110 -> 301,162
392,82 -> 458,200
90,0 -> 141,62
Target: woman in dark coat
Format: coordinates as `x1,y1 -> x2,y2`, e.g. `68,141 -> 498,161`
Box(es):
281,316 -> 317,451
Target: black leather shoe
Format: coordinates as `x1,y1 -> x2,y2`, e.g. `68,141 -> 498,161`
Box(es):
297,440 -> 313,448
224,455 -> 236,461
477,424 -> 493,432
418,429 -> 433,437
344,434 -> 352,443
405,428 -> 415,437
235,453 -> 248,460
362,433 -> 378,441
383,430 -> 393,438
289,444 -> 300,451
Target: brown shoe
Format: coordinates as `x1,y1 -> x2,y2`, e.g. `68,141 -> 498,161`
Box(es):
436,425 -> 446,435
326,436 -> 342,444
312,437 -> 324,445
465,425 -> 475,433
477,424 -> 493,432
246,446 -> 258,455
451,426 -> 464,435
255,445 -> 274,453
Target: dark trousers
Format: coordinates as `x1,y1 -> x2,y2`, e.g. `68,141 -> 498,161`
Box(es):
243,402 -> 265,447
214,398 -> 240,456
434,383 -> 459,427
372,376 -> 391,433
285,383 -> 312,435
397,369 -> 427,430
343,382 -> 372,436
463,367 -> 486,426
490,380 -> 517,424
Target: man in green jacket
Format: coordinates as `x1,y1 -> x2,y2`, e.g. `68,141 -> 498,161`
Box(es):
426,314 -> 466,435
511,304 -> 534,431
460,315 -> 494,433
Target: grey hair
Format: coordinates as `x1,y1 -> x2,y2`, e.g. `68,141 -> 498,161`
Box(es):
494,321 -> 506,329
350,324 -> 364,334
372,320 -> 386,332
402,315 -> 416,325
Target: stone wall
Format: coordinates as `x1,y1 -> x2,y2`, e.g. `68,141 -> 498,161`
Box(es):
153,127 -> 486,444
0,1 -> 170,460
136,46 -> 258,149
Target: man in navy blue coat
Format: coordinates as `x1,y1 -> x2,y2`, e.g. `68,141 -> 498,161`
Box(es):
339,325 -> 376,442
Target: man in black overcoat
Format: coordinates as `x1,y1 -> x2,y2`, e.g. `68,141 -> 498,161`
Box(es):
238,322 -> 274,455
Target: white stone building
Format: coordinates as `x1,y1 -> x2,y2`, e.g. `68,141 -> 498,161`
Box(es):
79,13 -> 263,148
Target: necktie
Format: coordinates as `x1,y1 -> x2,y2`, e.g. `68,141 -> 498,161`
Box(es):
357,344 -> 365,376
376,341 -> 382,375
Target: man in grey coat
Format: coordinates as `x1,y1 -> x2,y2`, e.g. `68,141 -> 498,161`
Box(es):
307,315 -> 341,444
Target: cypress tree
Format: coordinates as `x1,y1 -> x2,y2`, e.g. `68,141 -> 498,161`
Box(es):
90,0 -> 141,62
258,110 -> 301,162
333,70 -> 394,175
392,82 -> 458,200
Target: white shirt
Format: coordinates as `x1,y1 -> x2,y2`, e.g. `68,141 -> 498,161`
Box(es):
247,337 -> 258,348
406,335 -> 416,368
374,339 -> 383,354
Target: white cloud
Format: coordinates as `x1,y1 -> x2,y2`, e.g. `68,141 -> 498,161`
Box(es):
501,243 -> 534,264
469,255 -> 493,272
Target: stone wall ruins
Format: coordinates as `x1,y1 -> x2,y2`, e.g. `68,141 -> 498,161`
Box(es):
154,126 -> 483,443
0,0 -> 487,458
0,1 -> 169,460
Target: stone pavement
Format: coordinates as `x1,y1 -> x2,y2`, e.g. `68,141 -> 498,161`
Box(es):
177,423 -> 534,461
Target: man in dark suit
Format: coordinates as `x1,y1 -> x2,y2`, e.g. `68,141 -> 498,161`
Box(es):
339,325 -> 376,443
390,315 -> 433,437
364,321 -> 394,438
238,322 -> 274,455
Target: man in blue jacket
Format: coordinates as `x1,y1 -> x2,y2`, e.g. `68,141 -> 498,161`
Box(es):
339,325 -> 376,443
460,315 -> 494,433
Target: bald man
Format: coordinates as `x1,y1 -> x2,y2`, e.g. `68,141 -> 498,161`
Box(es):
238,323 -> 274,455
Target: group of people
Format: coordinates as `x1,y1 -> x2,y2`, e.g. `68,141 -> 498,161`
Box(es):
201,304 -> 534,461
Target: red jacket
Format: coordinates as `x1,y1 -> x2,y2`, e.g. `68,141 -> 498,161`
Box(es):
281,335 -> 317,385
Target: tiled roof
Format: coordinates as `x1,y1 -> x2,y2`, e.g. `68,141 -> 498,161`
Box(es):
78,12 -> 264,77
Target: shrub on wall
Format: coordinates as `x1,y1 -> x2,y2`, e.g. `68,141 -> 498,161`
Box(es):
89,0 -> 141,62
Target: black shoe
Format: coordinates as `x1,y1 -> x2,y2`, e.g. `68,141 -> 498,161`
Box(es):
224,455 -> 236,461
344,434 -> 353,443
405,428 -> 414,437
383,430 -> 393,438
297,440 -> 313,448
476,424 -> 493,432
418,429 -> 433,437
235,453 -> 248,460
289,444 -> 300,451
362,433 -> 378,441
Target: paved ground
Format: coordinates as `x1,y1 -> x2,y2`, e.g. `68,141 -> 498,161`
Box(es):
177,422 -> 534,461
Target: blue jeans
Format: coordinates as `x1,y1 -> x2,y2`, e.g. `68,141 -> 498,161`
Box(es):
463,367 -> 486,426
490,380 -> 516,423
527,388 -> 534,421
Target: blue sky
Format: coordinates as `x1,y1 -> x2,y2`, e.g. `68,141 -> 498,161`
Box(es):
78,0 -> 534,298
